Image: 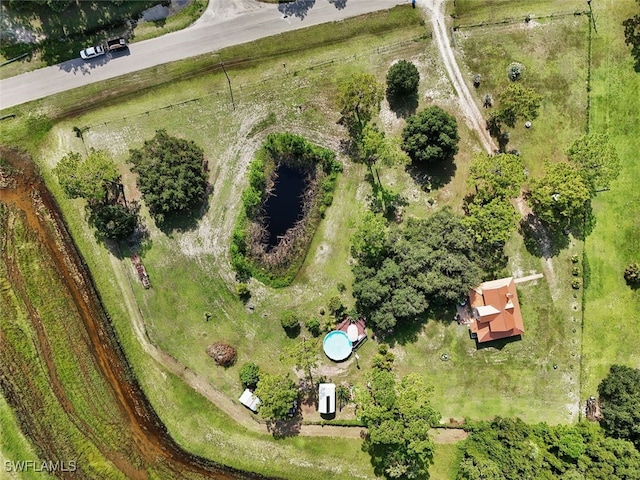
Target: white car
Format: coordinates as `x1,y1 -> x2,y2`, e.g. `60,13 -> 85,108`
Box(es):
80,45 -> 105,60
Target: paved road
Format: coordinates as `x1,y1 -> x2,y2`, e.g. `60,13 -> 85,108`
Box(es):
0,0 -> 405,110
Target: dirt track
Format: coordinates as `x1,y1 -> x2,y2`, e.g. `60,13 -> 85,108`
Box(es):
421,0 -> 497,153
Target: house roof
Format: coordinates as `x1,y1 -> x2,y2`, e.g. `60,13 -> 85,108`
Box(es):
469,277 -> 524,343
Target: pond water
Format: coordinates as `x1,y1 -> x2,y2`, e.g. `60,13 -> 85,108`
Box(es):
263,164 -> 307,249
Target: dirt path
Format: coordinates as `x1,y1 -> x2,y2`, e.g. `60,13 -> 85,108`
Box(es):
420,0 -> 497,154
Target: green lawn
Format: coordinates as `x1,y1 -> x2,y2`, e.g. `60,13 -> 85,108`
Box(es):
581,0 -> 640,398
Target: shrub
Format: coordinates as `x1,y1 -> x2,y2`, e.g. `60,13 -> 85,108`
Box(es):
507,62 -> 524,81
571,279 -> 581,290
236,283 -> 251,300
305,317 -> 322,337
372,344 -> 395,371
386,60 -> 420,98
624,263 -> 640,288
207,342 -> 237,367
239,362 -> 261,389
327,296 -> 344,316
337,282 -> 346,293
280,310 -> 300,331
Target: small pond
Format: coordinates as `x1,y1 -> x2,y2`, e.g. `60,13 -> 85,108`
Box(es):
263,164 -> 307,249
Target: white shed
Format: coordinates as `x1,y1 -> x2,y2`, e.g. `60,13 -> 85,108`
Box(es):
318,383 -> 336,414
239,389 -> 261,412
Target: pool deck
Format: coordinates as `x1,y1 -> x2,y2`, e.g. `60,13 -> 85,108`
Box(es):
336,316 -> 366,339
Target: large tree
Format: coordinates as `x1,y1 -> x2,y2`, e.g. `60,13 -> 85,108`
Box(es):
463,197 -> 517,247
357,370 -> 440,479
54,149 -> 119,203
495,83 -> 542,128
386,60 -> 420,98
129,129 -> 208,224
254,373 -> 298,421
597,364 -> 640,449
351,211 -> 389,267
467,153 -> 525,203
567,133 -> 620,195
353,208 -> 482,333
401,106 -> 460,164
336,73 -> 384,137
528,161 -> 591,229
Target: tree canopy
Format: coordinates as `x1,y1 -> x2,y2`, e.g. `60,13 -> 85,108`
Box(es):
528,161 -> 592,229
351,211 -> 389,267
458,417 -> 640,480
495,83 -> 542,128
567,133 -> 620,195
623,2 -> 640,72
467,153 -> 525,203
254,373 -> 298,421
129,130 -> 208,224
386,60 -> 420,98
462,197 -> 518,247
336,73 -> 384,137
356,370 -> 440,479
598,364 -> 640,449
280,338 -> 319,385
401,106 -> 460,164
352,208 -> 482,333
54,149 -> 119,203
88,203 -> 138,240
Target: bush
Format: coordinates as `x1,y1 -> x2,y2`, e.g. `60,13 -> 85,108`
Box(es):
207,342 -> 237,367
236,283 -> 251,300
280,310 -> 300,331
386,60 -> 420,98
239,362 -> 261,389
327,296 -> 344,316
305,317 -> 322,337
624,262 -> 640,288
507,62 -> 524,81
571,279 -> 581,290
372,344 -> 395,371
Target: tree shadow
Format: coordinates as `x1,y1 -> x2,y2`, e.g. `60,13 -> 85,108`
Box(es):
328,0 -> 347,9
519,213 -> 569,259
299,378 -> 317,408
284,325 -> 301,339
278,0 -> 316,19
266,418 -> 302,439
387,94 -> 419,119
404,159 -> 457,192
158,188 -> 212,236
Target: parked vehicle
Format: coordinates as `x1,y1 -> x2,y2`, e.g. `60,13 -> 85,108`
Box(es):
80,44 -> 105,60
106,37 -> 128,52
80,37 -> 127,60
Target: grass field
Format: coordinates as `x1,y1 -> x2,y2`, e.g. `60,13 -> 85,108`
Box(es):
3,0 -> 637,478
581,0 -> 640,398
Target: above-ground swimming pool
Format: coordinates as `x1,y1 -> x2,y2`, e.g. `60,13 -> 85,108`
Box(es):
323,330 -> 353,361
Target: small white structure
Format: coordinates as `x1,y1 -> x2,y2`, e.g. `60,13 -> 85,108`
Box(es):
239,389 -> 261,413
318,383 -> 336,414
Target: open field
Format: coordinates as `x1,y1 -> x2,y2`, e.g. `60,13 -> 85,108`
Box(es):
581,0 -> 640,398
30,1 -> 589,428
3,0 -> 636,478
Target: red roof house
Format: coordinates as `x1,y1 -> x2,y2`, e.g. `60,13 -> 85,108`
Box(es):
469,277 -> 524,343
